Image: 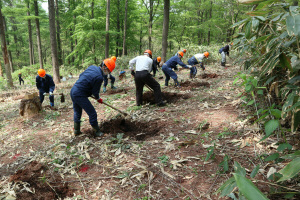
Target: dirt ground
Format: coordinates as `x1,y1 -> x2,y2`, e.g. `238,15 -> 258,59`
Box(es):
0,62 -> 296,199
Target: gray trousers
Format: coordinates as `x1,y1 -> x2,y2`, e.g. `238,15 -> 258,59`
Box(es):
221,52 -> 226,63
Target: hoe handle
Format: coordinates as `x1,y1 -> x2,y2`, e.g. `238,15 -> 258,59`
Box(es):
90,96 -> 128,116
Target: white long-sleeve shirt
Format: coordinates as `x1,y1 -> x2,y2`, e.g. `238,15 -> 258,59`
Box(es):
194,53 -> 206,63
129,55 -> 153,73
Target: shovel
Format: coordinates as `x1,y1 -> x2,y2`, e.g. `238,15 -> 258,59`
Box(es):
45,92 -> 65,103
145,84 -> 154,93
90,96 -> 129,117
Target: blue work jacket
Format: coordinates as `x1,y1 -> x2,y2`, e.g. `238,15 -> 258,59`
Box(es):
36,74 -> 55,93
71,65 -> 104,100
164,56 -> 188,69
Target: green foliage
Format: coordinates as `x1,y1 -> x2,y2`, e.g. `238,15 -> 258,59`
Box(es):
158,155 -> 169,165
205,145 -> 215,162
233,2 -> 300,133
110,133 -> 131,150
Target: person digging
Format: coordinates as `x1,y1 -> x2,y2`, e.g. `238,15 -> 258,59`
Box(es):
36,69 -> 55,107
188,52 -> 209,79
101,56 -> 118,93
162,51 -> 192,87
151,56 -> 161,77
129,49 -> 166,107
70,58 -> 115,137
219,44 -> 230,67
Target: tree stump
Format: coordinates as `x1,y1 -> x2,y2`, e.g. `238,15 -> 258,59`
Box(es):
19,93 -> 42,117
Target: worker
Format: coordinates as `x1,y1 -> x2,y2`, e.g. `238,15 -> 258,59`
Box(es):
18,73 -> 24,85
162,51 -> 192,87
188,52 -> 209,79
70,58 -> 115,137
219,45 -> 230,66
175,49 -> 187,56
129,49 -> 165,107
151,56 -> 161,77
36,69 -> 55,107
101,56 -> 117,93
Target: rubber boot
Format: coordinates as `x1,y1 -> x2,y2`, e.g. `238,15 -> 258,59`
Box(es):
103,86 -> 107,93
165,80 -> 169,86
74,122 -> 82,136
50,102 -> 54,107
92,124 -> 104,137
174,79 -> 180,87
111,84 -> 117,89
221,62 -> 225,67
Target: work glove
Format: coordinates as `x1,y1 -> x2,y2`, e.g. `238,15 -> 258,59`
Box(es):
131,70 -> 135,76
103,86 -> 107,93
187,65 -> 192,69
97,98 -> 103,104
49,92 -> 53,96
43,92 -> 47,96
200,64 -> 205,70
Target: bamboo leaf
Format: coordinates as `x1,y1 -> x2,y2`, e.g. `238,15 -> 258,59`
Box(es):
217,177 -> 237,197
277,157 -> 300,182
250,165 -> 260,178
259,120 -> 279,142
233,173 -> 269,200
281,151 -> 300,159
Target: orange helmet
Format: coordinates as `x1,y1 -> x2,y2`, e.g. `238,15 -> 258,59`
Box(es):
38,69 -> 46,77
104,58 -> 115,72
144,49 -> 152,57
178,51 -> 184,57
111,56 -> 117,62
183,49 -> 187,53
157,57 -> 161,62
204,52 -> 209,58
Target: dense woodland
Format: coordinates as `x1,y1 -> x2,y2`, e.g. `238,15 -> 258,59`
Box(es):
0,0 -> 251,86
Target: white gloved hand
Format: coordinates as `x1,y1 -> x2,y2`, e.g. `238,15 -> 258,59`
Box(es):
43,92 -> 47,96
49,92 -> 53,96
187,65 -> 192,69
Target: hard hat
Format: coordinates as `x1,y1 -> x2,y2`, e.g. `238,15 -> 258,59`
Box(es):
157,57 -> 161,62
38,69 -> 46,77
204,52 -> 209,58
178,51 -> 184,57
183,49 -> 187,53
144,49 -> 152,57
111,56 -> 117,62
104,58 -> 116,72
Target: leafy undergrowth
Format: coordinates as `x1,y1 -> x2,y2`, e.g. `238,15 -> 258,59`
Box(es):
0,62 -> 299,200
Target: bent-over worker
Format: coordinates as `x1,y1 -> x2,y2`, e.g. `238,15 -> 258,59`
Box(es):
70,58 -> 115,137
188,52 -> 209,78
36,69 -> 55,107
129,50 -> 165,107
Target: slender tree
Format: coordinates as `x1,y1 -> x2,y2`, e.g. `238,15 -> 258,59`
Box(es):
91,0 -> 96,63
3,16 -> 13,73
48,0 -> 60,84
115,0 -> 121,57
34,0 -> 43,68
27,0 -> 34,65
55,0 -> 63,66
0,6 -> 13,87
162,0 -> 170,62
122,0 -> 128,56
105,0 -> 110,58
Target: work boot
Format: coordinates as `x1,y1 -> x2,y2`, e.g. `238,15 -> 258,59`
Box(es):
174,79 -> 180,87
92,124 -> 104,137
74,122 -> 82,136
221,62 -> 225,67
111,84 -> 117,89
165,80 -> 169,86
50,102 -> 54,107
103,86 -> 107,93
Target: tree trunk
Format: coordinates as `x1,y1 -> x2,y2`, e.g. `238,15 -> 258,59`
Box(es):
122,0 -> 128,56
0,8 -> 13,87
68,0 -> 74,64
55,0 -> 63,66
139,22 -> 142,55
207,1 -> 213,45
0,61 -> 3,77
148,0 -> 153,50
116,0 -> 121,57
105,0 -> 110,58
27,0 -> 34,65
91,0 -> 96,63
162,0 -> 170,62
48,0 -> 60,84
3,16 -> 13,73
34,0 -> 43,68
